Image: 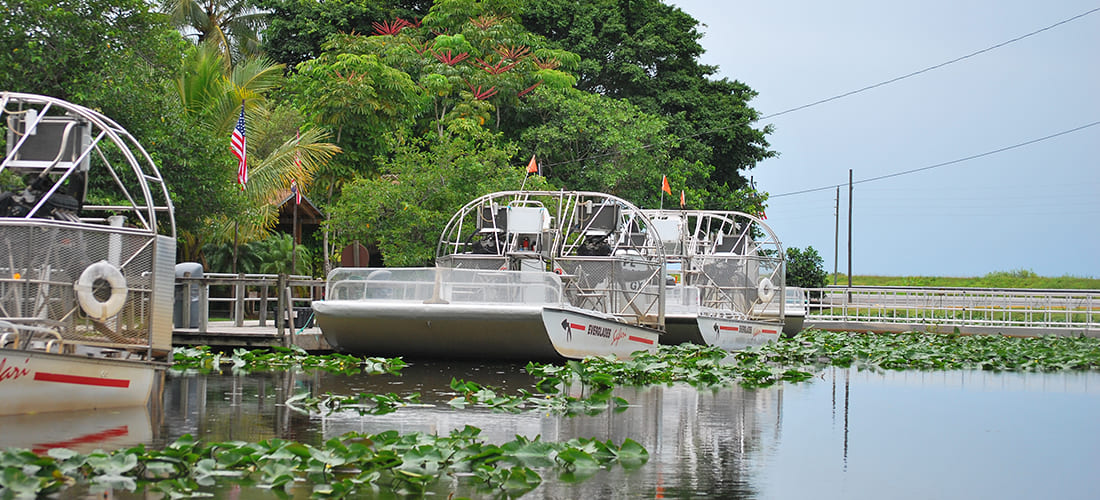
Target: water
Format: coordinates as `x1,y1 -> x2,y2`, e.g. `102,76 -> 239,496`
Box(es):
4,363 -> 1098,499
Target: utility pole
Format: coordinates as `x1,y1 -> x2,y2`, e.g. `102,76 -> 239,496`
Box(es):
833,186 -> 839,285
847,169 -> 853,294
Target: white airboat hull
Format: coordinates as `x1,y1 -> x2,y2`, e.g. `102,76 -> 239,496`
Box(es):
0,349 -> 159,416
541,306 -> 660,359
695,317 -> 781,351
314,301 -> 661,361
314,300 -> 562,360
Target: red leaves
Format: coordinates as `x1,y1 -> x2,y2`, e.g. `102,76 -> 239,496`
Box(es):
469,15 -> 503,30
474,58 -> 517,75
411,40 -> 433,55
532,56 -> 561,70
432,49 -> 470,66
372,19 -> 410,36
495,45 -> 529,61
465,82 -> 498,100
517,82 -> 541,98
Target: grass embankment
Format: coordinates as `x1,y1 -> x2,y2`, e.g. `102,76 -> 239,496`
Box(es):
832,270 -> 1100,289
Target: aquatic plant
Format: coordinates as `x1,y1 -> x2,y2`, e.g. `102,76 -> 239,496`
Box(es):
525,330 -> 1100,391
0,427 -> 647,498
526,343 -> 815,391
751,329 -> 1100,372
170,345 -> 407,375
286,378 -> 629,417
286,391 -> 424,415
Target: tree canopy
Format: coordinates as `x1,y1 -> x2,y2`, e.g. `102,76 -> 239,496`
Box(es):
4,0 -> 779,271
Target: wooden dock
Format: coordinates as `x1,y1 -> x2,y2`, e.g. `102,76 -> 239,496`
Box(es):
173,320 -> 332,351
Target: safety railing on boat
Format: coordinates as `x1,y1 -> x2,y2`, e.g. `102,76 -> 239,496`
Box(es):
174,273 -> 323,334
803,286 -> 1100,331
326,267 -> 564,305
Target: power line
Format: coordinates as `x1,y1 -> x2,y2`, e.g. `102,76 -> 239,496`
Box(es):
758,6 -> 1100,122
770,120 -> 1100,198
542,6 -> 1100,169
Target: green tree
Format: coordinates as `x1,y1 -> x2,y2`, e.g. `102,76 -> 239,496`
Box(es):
785,246 -> 828,289
518,87 -> 706,207
520,0 -> 775,210
327,128 -> 529,266
173,41 -> 340,270
159,0 -> 269,64
258,0 -> 432,69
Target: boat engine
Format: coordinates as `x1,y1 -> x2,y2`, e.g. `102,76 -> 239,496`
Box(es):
0,176 -> 82,222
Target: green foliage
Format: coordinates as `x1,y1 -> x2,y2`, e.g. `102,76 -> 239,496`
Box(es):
846,273 -> 1100,289
520,0 -> 775,209
785,246 -> 828,289
527,343 -> 815,390
518,87 -> 707,207
984,268 -> 1039,279
258,0 -> 428,68
760,330 -> 1100,372
169,345 -> 407,375
0,428 -> 645,497
327,129 -> 527,266
158,0 -> 269,64
202,232 -> 316,275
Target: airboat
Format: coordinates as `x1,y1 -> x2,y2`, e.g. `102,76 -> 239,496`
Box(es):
0,92 -> 175,415
313,191 -> 667,361
643,209 -> 790,349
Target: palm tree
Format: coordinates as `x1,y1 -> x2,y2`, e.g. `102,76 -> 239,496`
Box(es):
174,42 -> 341,267
160,0 -> 268,64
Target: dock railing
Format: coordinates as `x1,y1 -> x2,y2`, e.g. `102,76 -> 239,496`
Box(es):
805,286 -> 1099,333
175,273 -> 324,340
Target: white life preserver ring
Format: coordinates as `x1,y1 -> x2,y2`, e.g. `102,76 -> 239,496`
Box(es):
74,261 -> 128,321
757,277 -> 776,302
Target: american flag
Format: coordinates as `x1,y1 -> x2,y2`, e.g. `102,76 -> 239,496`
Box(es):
291,179 -> 301,205
232,103 -> 247,189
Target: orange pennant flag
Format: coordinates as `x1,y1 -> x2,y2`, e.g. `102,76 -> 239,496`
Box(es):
680,190 -> 685,207
526,155 -> 538,174
661,175 -> 671,195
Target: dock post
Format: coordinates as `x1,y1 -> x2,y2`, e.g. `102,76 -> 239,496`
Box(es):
258,285 -> 269,326
198,278 -> 209,333
235,272 -> 246,327
276,273 -> 287,347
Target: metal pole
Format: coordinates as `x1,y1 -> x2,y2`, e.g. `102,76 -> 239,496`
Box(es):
291,202 -> 298,274
847,169 -> 853,298
833,186 -> 839,285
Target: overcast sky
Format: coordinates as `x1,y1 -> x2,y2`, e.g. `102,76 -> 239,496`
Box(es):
671,1 -> 1099,278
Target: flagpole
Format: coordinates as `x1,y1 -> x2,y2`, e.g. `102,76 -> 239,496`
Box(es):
291,200 -> 298,275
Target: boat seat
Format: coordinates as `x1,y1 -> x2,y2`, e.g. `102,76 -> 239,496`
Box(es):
574,291 -> 607,312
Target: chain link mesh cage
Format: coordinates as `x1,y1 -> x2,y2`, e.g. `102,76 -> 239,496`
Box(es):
0,222 -> 158,349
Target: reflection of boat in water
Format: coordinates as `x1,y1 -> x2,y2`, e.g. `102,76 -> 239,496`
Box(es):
0,405 -> 155,453
0,93 -> 175,415
309,364 -> 782,499
644,209 -> 786,349
314,191 -> 667,361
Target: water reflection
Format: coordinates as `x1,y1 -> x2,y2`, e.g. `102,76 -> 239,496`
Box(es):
5,363 -> 1098,499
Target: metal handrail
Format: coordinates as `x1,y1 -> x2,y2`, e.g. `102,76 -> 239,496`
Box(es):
805,286 -> 1099,330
